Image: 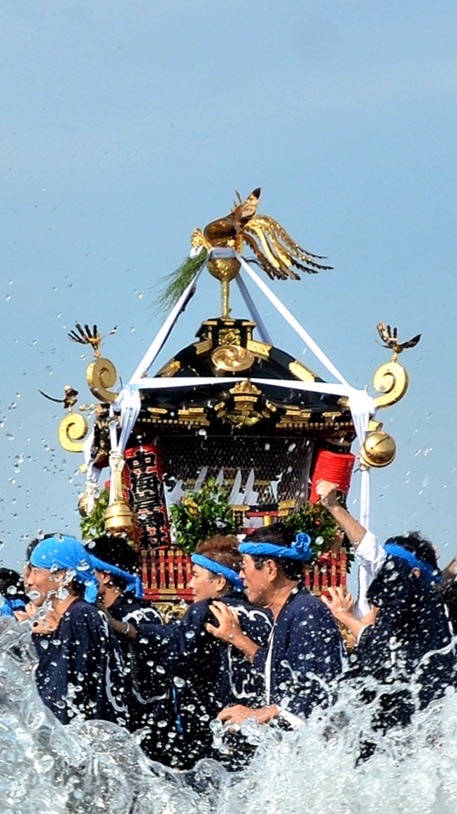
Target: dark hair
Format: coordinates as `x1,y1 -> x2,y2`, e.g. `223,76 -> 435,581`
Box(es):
246,522 -> 304,581
195,534 -> 242,572
386,531 -> 439,571
86,534 -> 140,591
0,568 -> 26,603
25,533 -> 58,563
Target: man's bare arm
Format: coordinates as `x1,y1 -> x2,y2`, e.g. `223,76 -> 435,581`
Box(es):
315,480 -> 367,547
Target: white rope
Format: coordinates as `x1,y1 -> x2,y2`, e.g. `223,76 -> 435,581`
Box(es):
129,374 -> 349,395
235,275 -> 273,344
108,386 -> 141,503
128,266 -> 204,383
236,252 -> 351,387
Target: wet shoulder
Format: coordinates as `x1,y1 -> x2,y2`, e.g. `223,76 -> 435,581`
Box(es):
223,594 -> 272,624
181,599 -> 211,629
64,599 -> 107,632
111,594 -> 162,624
283,587 -> 334,625
223,594 -> 272,642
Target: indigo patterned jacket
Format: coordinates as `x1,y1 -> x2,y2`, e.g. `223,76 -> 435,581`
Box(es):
253,584 -> 343,719
33,598 -> 128,725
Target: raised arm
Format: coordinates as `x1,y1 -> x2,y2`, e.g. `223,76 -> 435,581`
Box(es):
315,480 -> 367,546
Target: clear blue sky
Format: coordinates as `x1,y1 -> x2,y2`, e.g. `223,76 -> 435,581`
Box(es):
1,1 -> 457,572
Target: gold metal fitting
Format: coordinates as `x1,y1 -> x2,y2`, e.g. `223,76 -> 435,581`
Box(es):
104,499 -> 136,535
360,431 -> 396,468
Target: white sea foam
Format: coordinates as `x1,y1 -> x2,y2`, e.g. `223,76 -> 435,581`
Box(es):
1,617 -> 457,813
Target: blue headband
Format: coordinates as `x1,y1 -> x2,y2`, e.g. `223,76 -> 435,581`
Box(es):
384,542 -> 441,584
30,535 -> 99,603
88,553 -> 144,599
191,553 -> 244,592
239,532 -> 313,562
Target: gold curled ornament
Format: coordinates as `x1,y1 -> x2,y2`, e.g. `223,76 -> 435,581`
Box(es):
86,357 -> 118,403
373,360 -> 409,408
211,345 -> 255,373
58,412 -> 89,452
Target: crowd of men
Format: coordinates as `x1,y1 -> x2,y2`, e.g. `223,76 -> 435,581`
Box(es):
1,479 -> 457,770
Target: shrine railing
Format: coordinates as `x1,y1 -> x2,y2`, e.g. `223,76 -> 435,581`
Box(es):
140,547 -> 347,602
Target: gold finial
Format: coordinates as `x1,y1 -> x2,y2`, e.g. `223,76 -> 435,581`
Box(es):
66,322 -> 119,403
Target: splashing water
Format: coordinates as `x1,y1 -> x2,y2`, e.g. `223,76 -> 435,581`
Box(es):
1,618 -> 457,813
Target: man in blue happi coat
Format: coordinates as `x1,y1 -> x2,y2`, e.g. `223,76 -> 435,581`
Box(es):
87,535 -> 167,759
317,481 -> 457,731
122,534 -> 272,768
27,534 -> 128,726
314,481 -> 457,765
209,523 -> 343,728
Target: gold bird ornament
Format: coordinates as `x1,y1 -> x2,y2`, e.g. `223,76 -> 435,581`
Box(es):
191,187 -> 332,280
157,188 -> 332,316
67,323 -> 117,358
38,384 -> 79,411
377,322 -> 421,361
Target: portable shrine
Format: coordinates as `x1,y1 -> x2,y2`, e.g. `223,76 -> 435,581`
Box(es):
53,189 -> 420,606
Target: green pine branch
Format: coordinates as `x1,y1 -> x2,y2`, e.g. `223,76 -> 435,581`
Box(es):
153,249 -> 208,315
